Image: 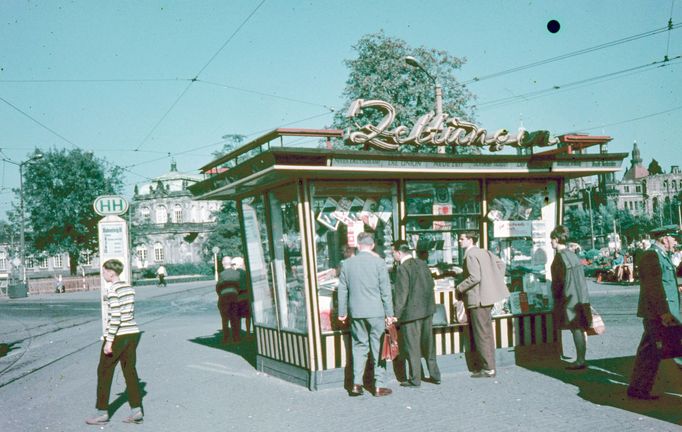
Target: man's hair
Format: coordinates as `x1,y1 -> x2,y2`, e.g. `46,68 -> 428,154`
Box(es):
356,232 -> 375,246
550,225 -> 570,244
222,256 -> 232,268
102,259 -> 124,276
392,240 -> 411,254
461,231 -> 479,244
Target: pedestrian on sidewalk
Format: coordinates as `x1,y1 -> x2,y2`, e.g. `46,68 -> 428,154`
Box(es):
392,240 -> 441,388
338,232 -> 396,397
455,231 -> 509,379
216,256 -> 242,344
156,265 -> 167,287
628,226 -> 682,400
550,225 -> 590,370
86,259 -> 143,425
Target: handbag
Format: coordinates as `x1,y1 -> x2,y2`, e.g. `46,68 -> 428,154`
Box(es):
586,306 -> 606,336
453,300 -> 468,324
657,324 -> 682,359
381,323 -> 399,361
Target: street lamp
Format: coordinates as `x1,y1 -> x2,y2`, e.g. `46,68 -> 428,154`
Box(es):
586,186 -> 595,250
2,152 -> 44,286
404,56 -> 444,153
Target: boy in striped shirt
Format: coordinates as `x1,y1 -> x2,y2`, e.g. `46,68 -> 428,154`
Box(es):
86,259 -> 143,425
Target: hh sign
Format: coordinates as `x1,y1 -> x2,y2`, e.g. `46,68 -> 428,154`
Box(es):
94,195 -> 129,216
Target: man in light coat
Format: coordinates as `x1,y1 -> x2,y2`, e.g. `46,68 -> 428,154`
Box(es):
338,232 -> 396,397
456,231 -> 509,378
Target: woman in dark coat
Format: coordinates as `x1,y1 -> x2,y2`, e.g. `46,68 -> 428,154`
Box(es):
550,225 -> 590,370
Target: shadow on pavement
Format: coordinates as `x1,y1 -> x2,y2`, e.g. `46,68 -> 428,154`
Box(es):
518,356 -> 682,426
0,342 -> 19,358
189,331 -> 257,368
109,381 -> 148,416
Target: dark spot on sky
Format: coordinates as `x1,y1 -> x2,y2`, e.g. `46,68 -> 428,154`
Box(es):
547,20 -> 560,33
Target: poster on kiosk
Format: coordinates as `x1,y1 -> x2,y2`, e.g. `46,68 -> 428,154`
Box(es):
94,195 -> 131,338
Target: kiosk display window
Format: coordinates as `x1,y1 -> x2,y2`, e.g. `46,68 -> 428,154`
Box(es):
404,181 -> 481,271
241,195 -> 277,328
268,185 -> 307,333
310,181 -> 398,332
486,180 -> 558,315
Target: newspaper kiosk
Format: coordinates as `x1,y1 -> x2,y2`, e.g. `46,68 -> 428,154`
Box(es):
190,100 -> 627,390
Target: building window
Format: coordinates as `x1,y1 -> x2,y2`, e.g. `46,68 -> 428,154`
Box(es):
636,185 -> 642,193
53,255 -> 63,268
155,206 -> 168,224
26,257 -> 35,269
80,250 -> 93,266
154,243 -> 165,262
39,256 -> 49,269
137,245 -> 148,262
0,253 -> 6,271
624,186 -> 630,193
140,206 -> 150,221
173,204 -> 183,223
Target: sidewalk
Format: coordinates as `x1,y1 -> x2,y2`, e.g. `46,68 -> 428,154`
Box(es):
2,280 -> 681,432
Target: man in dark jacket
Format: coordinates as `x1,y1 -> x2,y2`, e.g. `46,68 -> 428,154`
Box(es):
216,256 -> 244,344
392,241 -> 441,387
628,226 -> 682,400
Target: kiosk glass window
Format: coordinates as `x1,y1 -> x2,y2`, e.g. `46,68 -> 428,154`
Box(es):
242,195 -> 277,329
311,181 -> 398,332
405,181 -> 481,270
486,180 -> 558,315
268,185 -> 307,333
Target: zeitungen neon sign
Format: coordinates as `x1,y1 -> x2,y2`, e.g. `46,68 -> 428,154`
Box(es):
344,99 -> 558,152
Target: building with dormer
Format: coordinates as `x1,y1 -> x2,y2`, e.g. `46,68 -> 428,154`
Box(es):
130,161 -> 220,269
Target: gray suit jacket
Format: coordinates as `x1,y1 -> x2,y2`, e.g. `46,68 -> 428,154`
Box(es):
456,246 -> 510,308
338,251 -> 394,319
394,257 -> 436,322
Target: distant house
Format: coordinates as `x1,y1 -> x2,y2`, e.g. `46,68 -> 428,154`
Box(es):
130,161 -> 220,269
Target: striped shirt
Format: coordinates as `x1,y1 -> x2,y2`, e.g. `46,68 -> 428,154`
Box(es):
105,281 -> 139,341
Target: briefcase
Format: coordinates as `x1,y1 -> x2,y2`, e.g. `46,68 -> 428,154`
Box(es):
657,324 -> 682,359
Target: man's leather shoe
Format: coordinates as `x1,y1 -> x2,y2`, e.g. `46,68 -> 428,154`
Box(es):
349,384 -> 364,396
400,381 -> 420,388
422,377 -> 441,385
627,389 -> 659,400
374,387 -> 392,397
471,369 -> 496,378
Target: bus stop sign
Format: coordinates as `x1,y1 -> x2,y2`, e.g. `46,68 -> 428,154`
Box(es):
94,195 -> 129,216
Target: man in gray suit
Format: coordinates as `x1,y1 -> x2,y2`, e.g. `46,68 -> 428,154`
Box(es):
392,241 -> 441,388
338,232 -> 396,397
456,231 -> 509,378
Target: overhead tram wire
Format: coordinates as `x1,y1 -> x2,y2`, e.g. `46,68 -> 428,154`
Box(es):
132,0 -> 267,152
476,55 -> 682,110
561,104 -> 682,135
464,22 -> 681,85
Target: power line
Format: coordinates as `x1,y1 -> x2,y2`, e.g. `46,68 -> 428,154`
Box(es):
477,55 -> 681,110
0,78 -> 188,84
464,22 -> 681,84
560,104 -> 682,135
132,0 -> 267,152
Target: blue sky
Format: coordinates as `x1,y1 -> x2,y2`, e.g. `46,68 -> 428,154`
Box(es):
1,0 -> 680,216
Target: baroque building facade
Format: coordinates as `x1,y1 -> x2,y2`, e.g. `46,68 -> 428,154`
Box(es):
130,161 -> 220,269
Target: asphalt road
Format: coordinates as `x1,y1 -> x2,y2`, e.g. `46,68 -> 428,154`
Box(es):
0,280 -> 680,432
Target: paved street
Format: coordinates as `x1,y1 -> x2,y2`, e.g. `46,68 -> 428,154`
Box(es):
0,280 -> 680,432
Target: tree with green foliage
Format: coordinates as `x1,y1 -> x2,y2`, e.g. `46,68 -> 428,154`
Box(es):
647,159 -> 663,175
201,200 -> 242,262
332,31 -> 476,153
18,148 -> 124,274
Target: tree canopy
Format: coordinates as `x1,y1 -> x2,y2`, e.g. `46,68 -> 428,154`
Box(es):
647,159 -> 663,175
332,31 -> 476,153
19,148 -> 124,274
201,201 -> 242,262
